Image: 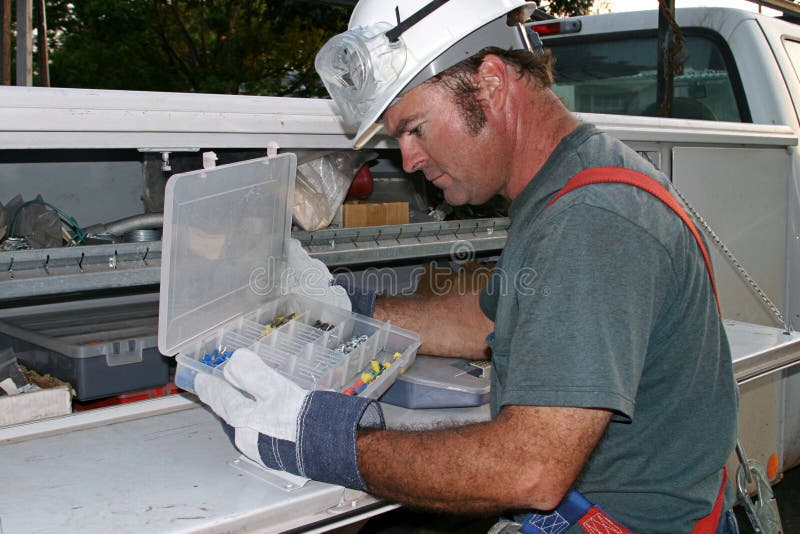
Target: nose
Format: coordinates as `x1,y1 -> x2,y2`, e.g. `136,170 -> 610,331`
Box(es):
398,136 -> 427,174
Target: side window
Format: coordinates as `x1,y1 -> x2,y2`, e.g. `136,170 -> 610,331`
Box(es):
783,38 -> 800,84
782,38 -> 800,124
548,32 -> 746,122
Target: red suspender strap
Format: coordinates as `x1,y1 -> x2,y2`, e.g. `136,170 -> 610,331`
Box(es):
547,166 -> 728,531
546,166 -> 721,315
691,468 -> 728,534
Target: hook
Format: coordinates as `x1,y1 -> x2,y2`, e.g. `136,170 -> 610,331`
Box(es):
78,252 -> 85,273
43,254 -> 51,275
142,247 -> 149,267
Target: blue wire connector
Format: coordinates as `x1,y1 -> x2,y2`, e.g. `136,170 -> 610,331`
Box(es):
201,347 -> 233,367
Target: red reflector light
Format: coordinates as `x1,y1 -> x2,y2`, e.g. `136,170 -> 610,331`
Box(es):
528,19 -> 582,37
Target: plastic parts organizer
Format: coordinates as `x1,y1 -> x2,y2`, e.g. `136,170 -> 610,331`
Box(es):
174,293 -> 419,398
158,154 -> 419,400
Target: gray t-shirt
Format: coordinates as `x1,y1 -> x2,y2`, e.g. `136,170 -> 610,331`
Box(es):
480,124 -> 738,533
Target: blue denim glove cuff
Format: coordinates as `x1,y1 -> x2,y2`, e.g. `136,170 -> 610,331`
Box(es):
217,390 -> 384,491
297,390 -> 384,490
333,276 -> 377,317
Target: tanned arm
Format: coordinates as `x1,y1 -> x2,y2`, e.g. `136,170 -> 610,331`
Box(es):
373,291 -> 493,359
358,405 -> 612,513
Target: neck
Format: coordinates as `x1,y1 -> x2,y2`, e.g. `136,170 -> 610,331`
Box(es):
502,85 -> 581,201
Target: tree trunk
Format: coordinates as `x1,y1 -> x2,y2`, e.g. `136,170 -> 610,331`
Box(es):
35,0 -> 49,86
657,0 -> 676,118
1,0 -> 10,85
17,0 -> 33,86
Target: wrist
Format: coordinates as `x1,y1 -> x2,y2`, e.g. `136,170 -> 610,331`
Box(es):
372,295 -> 387,322
297,391 -> 384,490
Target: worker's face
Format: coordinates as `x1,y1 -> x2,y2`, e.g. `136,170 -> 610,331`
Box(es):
382,81 -> 504,206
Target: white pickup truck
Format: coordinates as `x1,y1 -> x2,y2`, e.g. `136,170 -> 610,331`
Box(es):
0,6 -> 798,533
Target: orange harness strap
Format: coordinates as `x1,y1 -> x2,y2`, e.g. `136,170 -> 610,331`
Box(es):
548,166 -> 728,533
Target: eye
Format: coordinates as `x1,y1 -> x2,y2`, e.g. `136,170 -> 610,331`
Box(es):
408,124 -> 423,138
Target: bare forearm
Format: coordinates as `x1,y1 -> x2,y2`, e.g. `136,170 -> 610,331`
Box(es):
374,292 -> 492,359
357,406 -> 612,513
358,423 -> 524,513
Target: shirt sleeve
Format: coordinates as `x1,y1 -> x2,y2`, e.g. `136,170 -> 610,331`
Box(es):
500,202 -> 676,421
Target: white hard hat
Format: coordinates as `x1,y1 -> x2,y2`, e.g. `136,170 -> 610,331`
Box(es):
315,0 -> 536,149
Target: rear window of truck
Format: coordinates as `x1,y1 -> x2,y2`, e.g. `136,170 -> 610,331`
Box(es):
545,31 -> 749,122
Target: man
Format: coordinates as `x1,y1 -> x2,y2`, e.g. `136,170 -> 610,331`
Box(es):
196,1 -> 739,532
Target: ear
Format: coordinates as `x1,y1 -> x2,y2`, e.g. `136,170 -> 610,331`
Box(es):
476,54 -> 508,111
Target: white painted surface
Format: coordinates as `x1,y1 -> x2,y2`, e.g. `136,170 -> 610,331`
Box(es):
0,402 -> 373,533
673,146 -> 790,326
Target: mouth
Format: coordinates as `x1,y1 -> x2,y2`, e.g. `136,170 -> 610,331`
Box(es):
426,172 -> 445,185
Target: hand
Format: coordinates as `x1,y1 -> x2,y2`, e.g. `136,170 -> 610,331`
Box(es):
285,237 -> 351,311
195,348 -> 384,489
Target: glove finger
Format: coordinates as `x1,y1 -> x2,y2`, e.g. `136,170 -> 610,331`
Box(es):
224,348 -> 307,402
326,283 -> 352,312
286,238 -> 342,305
195,373 -> 255,428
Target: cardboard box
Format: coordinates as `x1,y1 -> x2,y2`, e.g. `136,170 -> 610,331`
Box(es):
342,201 -> 409,228
0,385 -> 71,426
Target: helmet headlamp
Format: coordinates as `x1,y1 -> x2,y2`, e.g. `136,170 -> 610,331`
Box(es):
315,0 -> 535,148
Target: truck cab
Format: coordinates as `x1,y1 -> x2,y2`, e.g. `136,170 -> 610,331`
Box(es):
1,6 -> 799,533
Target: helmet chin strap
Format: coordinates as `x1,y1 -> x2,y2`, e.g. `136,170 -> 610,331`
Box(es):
386,0 -> 453,43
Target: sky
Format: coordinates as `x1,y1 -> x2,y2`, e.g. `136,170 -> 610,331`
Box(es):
607,0 -> 782,16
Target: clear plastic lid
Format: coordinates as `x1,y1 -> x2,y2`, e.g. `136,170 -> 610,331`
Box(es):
396,355 -> 490,394
158,154 -> 296,355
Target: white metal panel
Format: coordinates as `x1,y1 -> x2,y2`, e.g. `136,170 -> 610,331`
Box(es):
0,85 -> 795,151
1,159 -> 145,226
673,146 -> 789,327
0,392 -> 491,533
729,18 -> 800,129
726,320 -> 800,477
0,402 -> 375,533
583,112 -> 796,147
781,366 -> 800,469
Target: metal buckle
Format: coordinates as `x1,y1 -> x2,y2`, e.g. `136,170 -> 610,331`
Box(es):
736,443 -> 784,534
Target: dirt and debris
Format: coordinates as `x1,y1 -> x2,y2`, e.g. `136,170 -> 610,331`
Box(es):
19,364 -> 75,396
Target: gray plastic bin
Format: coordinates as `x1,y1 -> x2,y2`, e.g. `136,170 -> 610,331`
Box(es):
0,298 -> 169,401
381,355 -> 491,409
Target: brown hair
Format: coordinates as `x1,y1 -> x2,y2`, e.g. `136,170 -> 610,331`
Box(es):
429,47 -> 555,136
425,7 -> 556,135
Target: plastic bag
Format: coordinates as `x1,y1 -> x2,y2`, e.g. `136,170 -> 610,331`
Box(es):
292,150 -> 378,231
0,196 -> 12,241
5,195 -> 62,248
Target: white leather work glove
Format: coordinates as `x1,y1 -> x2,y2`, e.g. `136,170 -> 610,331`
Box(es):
285,237 -> 351,311
195,348 -> 384,490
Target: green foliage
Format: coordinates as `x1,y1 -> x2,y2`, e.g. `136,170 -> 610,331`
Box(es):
46,0 -> 350,96
542,0 -> 594,17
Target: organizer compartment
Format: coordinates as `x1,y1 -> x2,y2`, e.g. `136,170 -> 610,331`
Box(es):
175,329 -> 255,393
174,298 -> 420,399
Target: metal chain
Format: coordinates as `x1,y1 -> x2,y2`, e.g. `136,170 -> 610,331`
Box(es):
669,182 -> 790,332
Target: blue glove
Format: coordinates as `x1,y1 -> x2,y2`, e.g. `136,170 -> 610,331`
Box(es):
195,348 -> 384,490
334,275 -> 377,317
